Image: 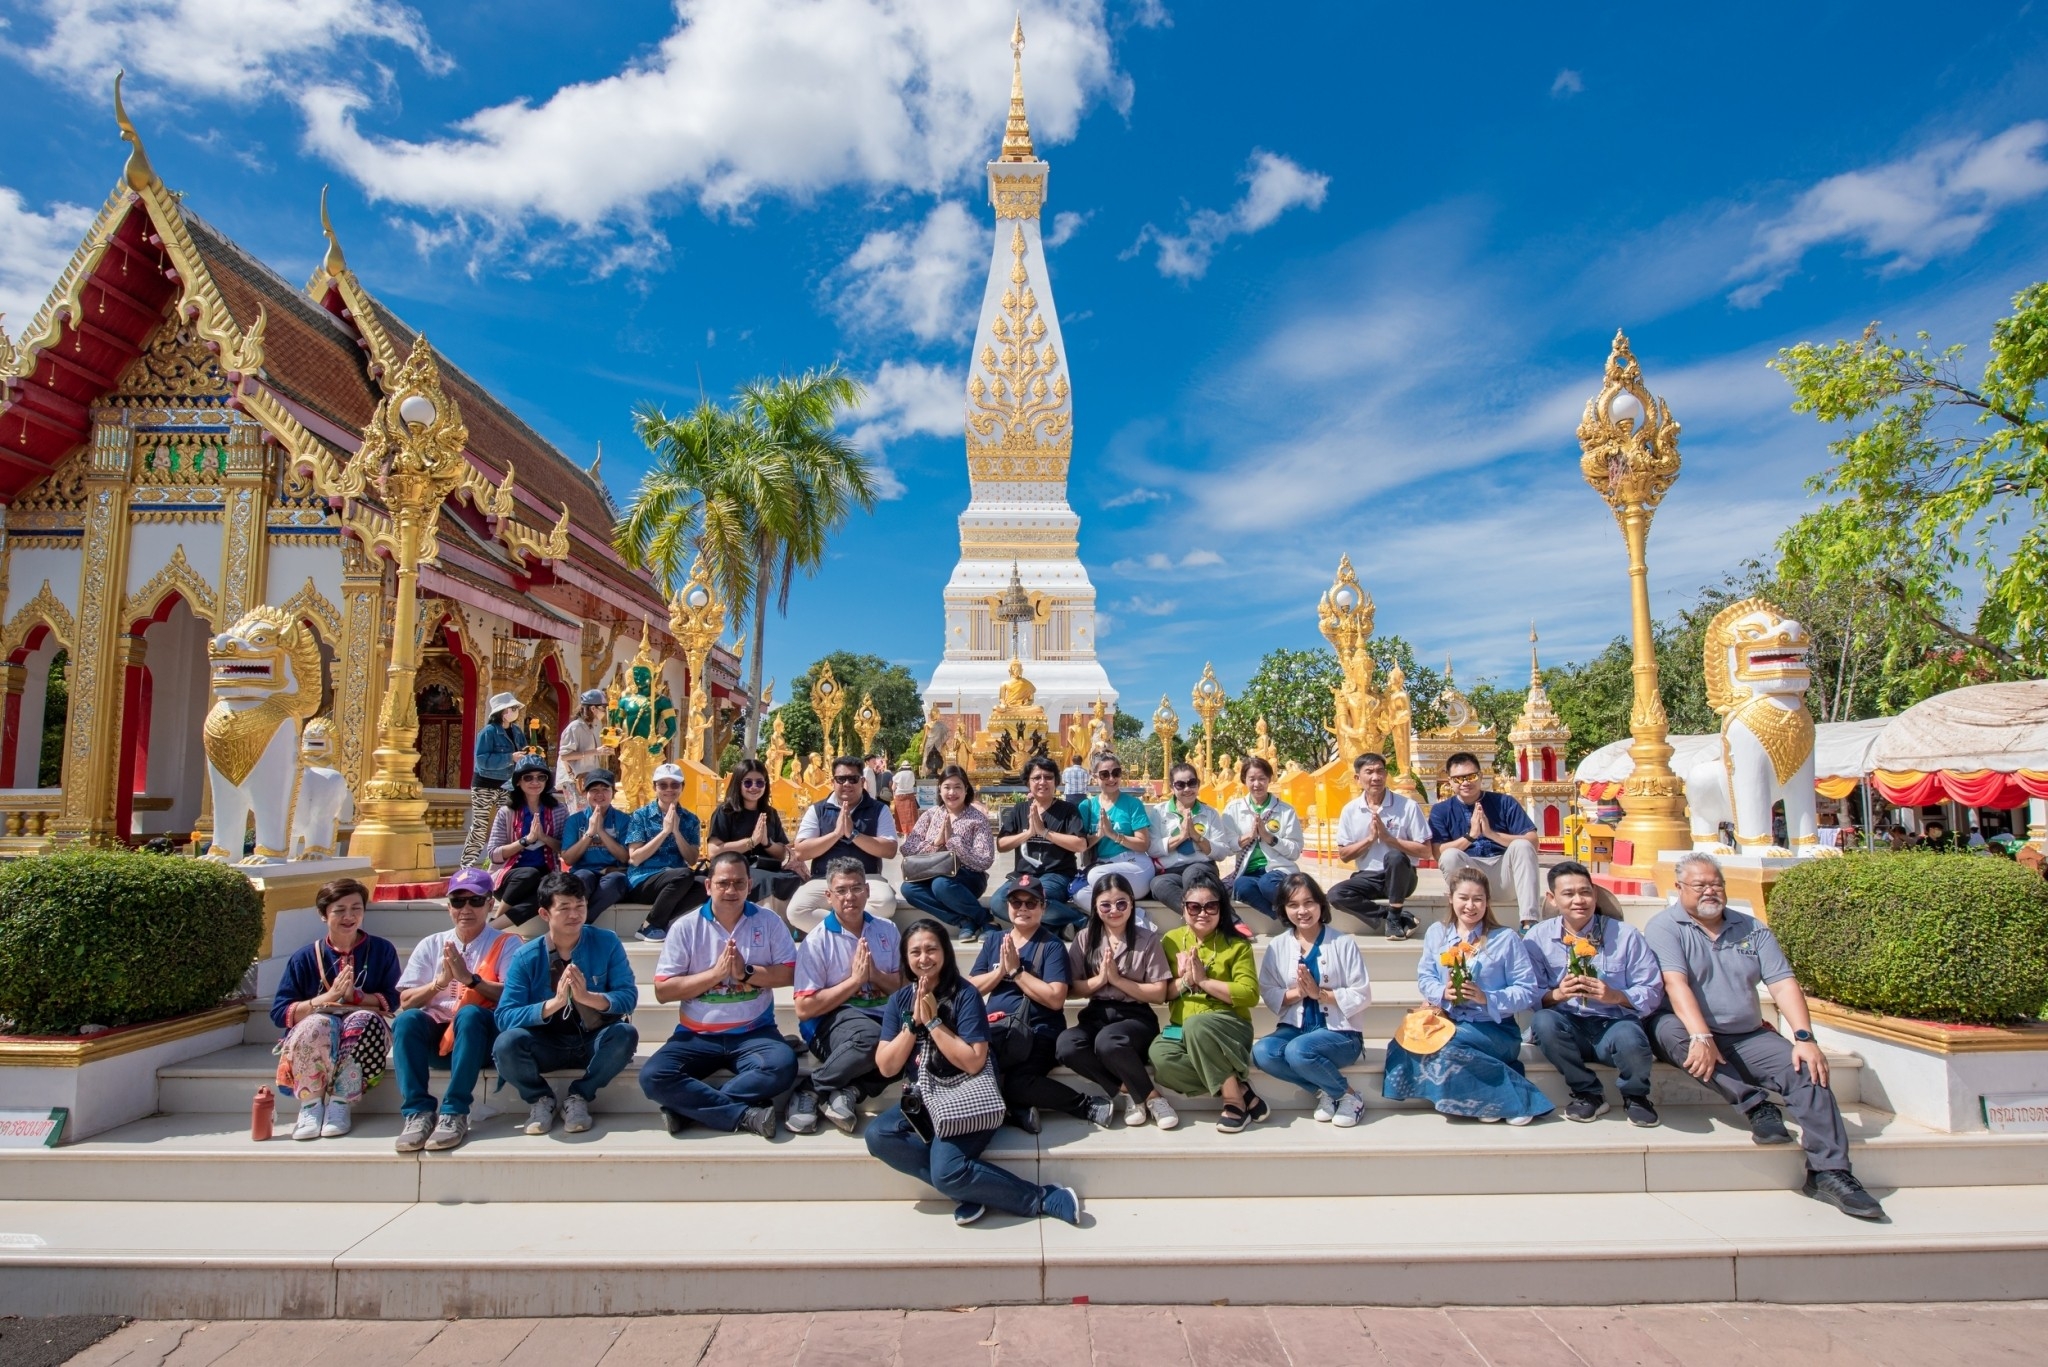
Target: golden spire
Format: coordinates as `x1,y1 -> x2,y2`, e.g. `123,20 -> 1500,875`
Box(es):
1529,623 -> 1542,687
1000,14 -> 1036,162
112,71 -> 158,192
319,186 -> 349,280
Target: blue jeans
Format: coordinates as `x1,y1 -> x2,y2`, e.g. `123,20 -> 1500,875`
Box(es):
989,872 -> 1084,932
902,870 -> 992,934
638,1020 -> 798,1132
1253,1023 -> 1363,1103
1233,869 -> 1290,916
1531,1009 -> 1655,1102
492,1020 -> 639,1104
865,1103 -> 1056,1218
572,868 -> 631,920
393,1004 -> 498,1117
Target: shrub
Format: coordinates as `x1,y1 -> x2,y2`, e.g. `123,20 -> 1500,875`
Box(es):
1768,852 -> 2048,1024
0,849 -> 263,1035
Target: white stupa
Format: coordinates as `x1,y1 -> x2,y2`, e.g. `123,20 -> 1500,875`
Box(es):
925,19 -> 1117,742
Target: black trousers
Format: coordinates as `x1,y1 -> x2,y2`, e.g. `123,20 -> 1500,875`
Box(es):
990,1016 -> 1093,1117
1327,851 -> 1419,925
497,866 -> 549,925
638,867 -> 706,931
804,1007 -> 885,1099
1056,1000 -> 1160,1100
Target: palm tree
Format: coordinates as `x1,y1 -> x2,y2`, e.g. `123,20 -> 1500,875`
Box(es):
619,366 -> 874,758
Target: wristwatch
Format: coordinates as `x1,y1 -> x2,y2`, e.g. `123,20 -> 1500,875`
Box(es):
1792,1028 -> 1814,1042
741,961 -> 756,983
465,972 -> 481,990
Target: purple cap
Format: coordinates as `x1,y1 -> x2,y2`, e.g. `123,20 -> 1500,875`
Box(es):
447,868 -> 494,898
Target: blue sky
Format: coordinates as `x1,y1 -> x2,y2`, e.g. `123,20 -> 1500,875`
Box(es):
4,1 -> 2047,724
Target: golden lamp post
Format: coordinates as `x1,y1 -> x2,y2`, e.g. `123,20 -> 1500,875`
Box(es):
1152,695 -> 1179,783
811,661 -> 846,760
343,338 -> 470,879
1577,330 -> 1691,864
1191,663 -> 1226,783
668,561 -> 724,766
853,693 -> 882,758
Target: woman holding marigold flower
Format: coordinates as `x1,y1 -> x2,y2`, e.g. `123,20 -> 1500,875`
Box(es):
1382,866 -> 1553,1124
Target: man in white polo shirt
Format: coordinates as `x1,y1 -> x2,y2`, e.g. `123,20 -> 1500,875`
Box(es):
1326,752 -> 1431,938
787,858 -> 903,1136
637,852 -> 798,1139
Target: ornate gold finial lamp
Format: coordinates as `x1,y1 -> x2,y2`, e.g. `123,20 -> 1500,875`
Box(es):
668,562 -> 724,766
811,661 -> 846,759
1191,663 -> 1226,783
345,338 -> 470,878
853,693 -> 882,757
1152,695 -> 1179,783
1577,330 -> 1691,864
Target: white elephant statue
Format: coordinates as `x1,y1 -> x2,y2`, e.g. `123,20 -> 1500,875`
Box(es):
202,606 -> 324,865
290,717 -> 354,860
1684,597 -> 1829,858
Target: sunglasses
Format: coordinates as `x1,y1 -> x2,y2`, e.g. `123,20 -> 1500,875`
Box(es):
1182,900 -> 1221,914
1096,898 -> 1133,913
1171,779 -> 1200,789
741,778 -> 767,789
833,774 -> 863,784
448,894 -> 488,908
1448,772 -> 1482,783
1097,768 -> 1122,779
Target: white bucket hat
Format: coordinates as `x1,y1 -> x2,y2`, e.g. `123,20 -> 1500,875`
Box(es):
487,691 -> 523,718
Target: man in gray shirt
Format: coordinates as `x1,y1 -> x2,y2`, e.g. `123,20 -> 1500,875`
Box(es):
1643,852 -> 1883,1221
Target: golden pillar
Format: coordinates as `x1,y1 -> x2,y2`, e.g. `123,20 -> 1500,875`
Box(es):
344,338 -> 471,879
336,534 -> 388,799
853,693 -> 882,758
218,420 -> 270,624
669,562 -> 724,765
1152,695 -> 1178,783
811,661 -> 846,761
1191,663 -> 1225,784
54,410 -> 136,844
1577,330 -> 1691,865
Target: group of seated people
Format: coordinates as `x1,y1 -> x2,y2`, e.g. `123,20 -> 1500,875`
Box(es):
267,749 -> 1885,1224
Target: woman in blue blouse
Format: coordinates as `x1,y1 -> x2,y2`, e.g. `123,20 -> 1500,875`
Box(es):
1382,867 -> 1554,1124
270,878 -> 402,1140
463,691 -> 528,867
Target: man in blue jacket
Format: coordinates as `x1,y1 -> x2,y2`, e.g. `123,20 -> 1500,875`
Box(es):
494,871 -> 639,1136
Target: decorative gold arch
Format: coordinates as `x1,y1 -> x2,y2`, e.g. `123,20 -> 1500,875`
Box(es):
279,576 -> 343,646
122,546 -> 220,632
1,582 -> 77,660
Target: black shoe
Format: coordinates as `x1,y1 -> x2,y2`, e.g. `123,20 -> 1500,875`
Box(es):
1008,1105 -> 1041,1135
738,1105 -> 778,1140
1564,1096 -> 1609,1123
1243,1091 -> 1271,1124
1804,1168 -> 1886,1221
661,1107 -> 692,1136
1624,1098 -> 1661,1128
1747,1101 -> 1793,1145
1388,911 -> 1412,940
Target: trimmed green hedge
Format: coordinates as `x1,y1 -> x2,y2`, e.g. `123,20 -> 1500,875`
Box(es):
0,849 -> 263,1035
1768,852 -> 2048,1025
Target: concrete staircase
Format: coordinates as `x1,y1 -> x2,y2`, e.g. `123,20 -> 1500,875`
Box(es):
7,872 -> 2048,1317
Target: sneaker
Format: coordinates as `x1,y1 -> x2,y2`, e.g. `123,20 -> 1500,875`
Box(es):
1479,1115 -> 1503,1123
821,1089 -> 860,1134
1803,1168 -> 1886,1221
1083,1096 -> 1115,1129
1334,1090 -> 1367,1129
1748,1101 -> 1794,1146
1624,1097 -> 1661,1128
292,1099 -> 325,1141
395,1112 -> 433,1153
561,1093 -> 593,1134
1564,1096 -> 1610,1123
953,1202 -> 988,1227
1147,1095 -> 1180,1131
1122,1094 -> 1148,1127
738,1104 -> 778,1140
523,1094 -> 558,1136
635,925 -> 666,942
1040,1185 -> 1083,1226
425,1113 -> 469,1151
1313,1092 -> 1338,1123
661,1106 -> 692,1136
1218,1105 -> 1250,1135
1007,1105 -> 1041,1136
786,1088 -> 821,1135
1506,1113 -> 1536,1126
1243,1091 -> 1271,1124
319,1099 -> 352,1138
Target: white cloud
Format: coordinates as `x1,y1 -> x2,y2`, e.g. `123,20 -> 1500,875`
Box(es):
0,187 -> 95,328
1550,69 -> 1583,97
1112,548 -> 1224,574
845,358 -> 960,486
1130,149 -> 1329,280
1732,121 -> 2048,306
1101,486 -> 1168,508
1046,209 -> 1091,248
831,200 -> 982,342
13,0 -> 442,100
298,1 -> 1122,232
1116,595 -> 1178,616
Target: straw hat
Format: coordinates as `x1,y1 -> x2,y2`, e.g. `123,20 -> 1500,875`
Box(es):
1393,1006 -> 1456,1056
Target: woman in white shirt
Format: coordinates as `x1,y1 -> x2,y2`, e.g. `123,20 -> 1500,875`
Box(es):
1223,756 -> 1304,935
1253,874 -> 1371,1127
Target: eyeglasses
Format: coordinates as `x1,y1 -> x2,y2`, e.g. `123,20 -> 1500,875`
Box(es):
1679,881 -> 1726,893
1097,899 -> 1132,913
448,894 -> 488,908
1171,779 -> 1200,789
741,778 -> 767,790
1182,900 -> 1221,914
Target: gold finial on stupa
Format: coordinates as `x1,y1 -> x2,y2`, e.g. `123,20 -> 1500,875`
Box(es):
1000,14 -> 1036,162
1529,623 -> 1542,686
113,71 -> 158,192
319,186 -> 348,280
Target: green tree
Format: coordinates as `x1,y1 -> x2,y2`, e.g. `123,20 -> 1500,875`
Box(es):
1212,648 -> 1342,770
37,651 -> 67,789
620,366 -> 875,759
773,653 -> 924,768
1771,285 -> 2048,693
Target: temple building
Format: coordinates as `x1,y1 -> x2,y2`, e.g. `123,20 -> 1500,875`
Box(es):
1505,628 -> 1574,847
926,22 -> 1116,745
0,85 -> 738,856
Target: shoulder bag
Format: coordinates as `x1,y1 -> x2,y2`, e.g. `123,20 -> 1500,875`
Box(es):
908,1032 -> 1006,1138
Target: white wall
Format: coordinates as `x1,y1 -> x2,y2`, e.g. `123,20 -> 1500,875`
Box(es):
6,548 -> 82,619
13,635 -> 61,788
135,597 -> 210,835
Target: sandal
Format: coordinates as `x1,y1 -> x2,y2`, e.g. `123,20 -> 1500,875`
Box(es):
1217,1104 -> 1248,1134
1244,1091 -> 1271,1124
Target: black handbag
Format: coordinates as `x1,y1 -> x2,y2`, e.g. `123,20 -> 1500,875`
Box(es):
908,1033 -> 1006,1139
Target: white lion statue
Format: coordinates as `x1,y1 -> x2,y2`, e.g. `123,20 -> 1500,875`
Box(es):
290,717 -> 354,861
203,606 -> 324,865
1685,597 -> 1828,858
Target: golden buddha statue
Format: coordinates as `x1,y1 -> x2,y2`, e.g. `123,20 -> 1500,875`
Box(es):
973,656 -> 1051,783
995,656 -> 1038,712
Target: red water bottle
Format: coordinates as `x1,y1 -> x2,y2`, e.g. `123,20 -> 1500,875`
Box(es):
251,1085 -> 276,1140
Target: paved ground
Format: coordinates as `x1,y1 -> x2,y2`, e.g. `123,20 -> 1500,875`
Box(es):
51,1303 -> 2048,1366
